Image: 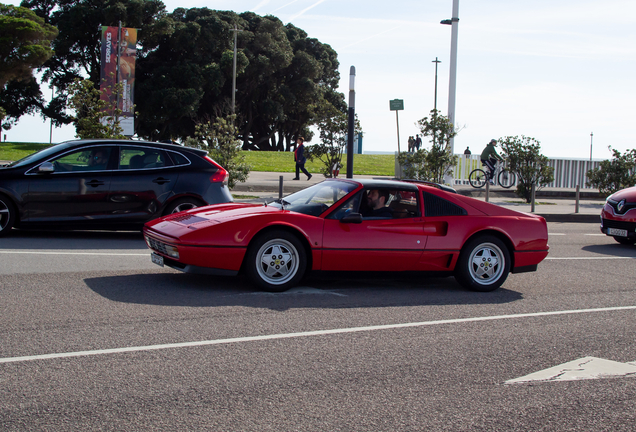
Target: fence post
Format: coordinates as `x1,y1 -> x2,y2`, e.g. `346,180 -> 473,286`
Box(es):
485,180 -> 490,202
531,183 -> 536,212
279,176 -> 283,199
575,184 -> 580,213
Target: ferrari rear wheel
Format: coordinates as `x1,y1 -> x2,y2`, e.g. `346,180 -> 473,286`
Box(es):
455,235 -> 510,292
245,230 -> 307,292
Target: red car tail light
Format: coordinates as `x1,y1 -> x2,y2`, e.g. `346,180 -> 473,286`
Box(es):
205,156 -> 229,185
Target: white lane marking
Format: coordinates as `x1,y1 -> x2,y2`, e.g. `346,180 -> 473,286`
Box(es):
0,250 -> 147,256
506,356 -> 636,384
1,305 -> 635,365
585,234 -> 606,236
546,257 -> 634,260
549,233 -> 566,235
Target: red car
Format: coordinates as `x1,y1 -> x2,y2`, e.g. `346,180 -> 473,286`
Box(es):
143,179 -> 549,292
600,185 -> 636,245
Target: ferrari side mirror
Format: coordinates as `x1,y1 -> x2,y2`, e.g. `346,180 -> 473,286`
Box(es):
341,212 -> 363,224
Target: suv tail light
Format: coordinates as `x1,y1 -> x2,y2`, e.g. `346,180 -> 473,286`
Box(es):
205,156 -> 229,185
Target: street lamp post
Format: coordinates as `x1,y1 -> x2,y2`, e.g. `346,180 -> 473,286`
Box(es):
590,132 -> 593,162
441,0 -> 460,155
346,66 -> 356,179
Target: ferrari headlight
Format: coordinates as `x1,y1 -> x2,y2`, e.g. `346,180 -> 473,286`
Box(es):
164,244 -> 180,259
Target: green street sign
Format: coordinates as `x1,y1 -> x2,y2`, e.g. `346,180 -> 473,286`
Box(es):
389,99 -> 404,111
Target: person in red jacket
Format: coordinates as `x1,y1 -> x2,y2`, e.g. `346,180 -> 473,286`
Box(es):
293,136 -> 312,180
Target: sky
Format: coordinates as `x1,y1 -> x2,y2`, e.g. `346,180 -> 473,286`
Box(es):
4,0 -> 636,160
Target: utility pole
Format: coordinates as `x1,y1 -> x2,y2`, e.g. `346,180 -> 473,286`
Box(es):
231,25 -> 243,114
590,132 -> 593,162
49,86 -> 54,144
432,57 -> 441,111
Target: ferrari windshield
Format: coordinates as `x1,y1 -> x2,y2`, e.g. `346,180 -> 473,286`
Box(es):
268,180 -> 358,216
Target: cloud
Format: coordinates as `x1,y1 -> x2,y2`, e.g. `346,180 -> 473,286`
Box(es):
269,0 -> 301,14
286,0 -> 328,22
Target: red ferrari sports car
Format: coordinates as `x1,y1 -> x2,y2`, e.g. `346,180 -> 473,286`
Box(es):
143,179 -> 549,292
600,185 -> 636,245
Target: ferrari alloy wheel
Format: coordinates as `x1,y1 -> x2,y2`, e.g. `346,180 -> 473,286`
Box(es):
164,198 -> 204,215
246,230 -> 307,292
455,235 -> 510,292
0,195 -> 16,237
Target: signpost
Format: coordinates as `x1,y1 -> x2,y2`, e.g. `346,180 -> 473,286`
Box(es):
389,99 -> 404,152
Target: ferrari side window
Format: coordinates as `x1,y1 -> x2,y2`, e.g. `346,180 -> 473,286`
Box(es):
327,191 -> 362,220
388,190 -> 421,218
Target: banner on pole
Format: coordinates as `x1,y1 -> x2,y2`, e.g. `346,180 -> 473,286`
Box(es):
100,26 -> 136,136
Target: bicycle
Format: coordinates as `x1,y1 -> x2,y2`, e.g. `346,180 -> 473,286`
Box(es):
469,160 -> 516,189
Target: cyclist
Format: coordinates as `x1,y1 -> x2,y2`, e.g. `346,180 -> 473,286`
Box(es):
480,139 -> 503,184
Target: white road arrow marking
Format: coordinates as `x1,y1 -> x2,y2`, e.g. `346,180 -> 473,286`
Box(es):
506,356 -> 636,384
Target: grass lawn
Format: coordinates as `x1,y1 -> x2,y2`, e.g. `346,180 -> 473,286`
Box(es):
0,142 -> 396,176
242,151 -> 395,176
0,142 -> 53,162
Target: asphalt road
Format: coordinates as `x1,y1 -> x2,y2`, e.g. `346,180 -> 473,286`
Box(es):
1,222 -> 635,431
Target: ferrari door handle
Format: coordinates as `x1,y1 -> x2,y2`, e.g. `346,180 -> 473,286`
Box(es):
86,180 -> 105,187
152,178 -> 171,185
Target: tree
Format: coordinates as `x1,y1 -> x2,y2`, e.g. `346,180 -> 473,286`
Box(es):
67,78 -> 125,138
0,4 -> 57,89
0,3 -> 57,129
397,110 -> 457,183
135,8 -> 341,149
499,135 -> 554,203
306,100 -> 361,178
185,114 -> 251,189
0,76 -> 44,130
586,147 -> 636,196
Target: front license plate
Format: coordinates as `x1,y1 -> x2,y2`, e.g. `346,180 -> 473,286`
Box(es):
151,252 -> 164,267
607,227 -> 628,237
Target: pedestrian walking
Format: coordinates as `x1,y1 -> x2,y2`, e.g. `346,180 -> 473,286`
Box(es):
408,136 -> 415,152
464,146 -> 471,156
292,136 -> 312,181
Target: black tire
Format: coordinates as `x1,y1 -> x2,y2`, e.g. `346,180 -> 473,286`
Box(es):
163,197 -> 205,215
0,195 -> 17,237
497,169 -> 516,189
244,230 -> 307,292
613,236 -> 636,245
455,235 -> 511,292
469,169 -> 487,188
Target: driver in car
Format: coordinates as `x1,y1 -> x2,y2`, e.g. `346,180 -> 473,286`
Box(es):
88,150 -> 108,170
362,189 -> 393,218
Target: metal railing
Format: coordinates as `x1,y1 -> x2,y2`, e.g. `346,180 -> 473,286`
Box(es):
397,153 -> 602,189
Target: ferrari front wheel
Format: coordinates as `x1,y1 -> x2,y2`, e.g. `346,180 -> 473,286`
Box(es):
455,235 -> 511,292
245,230 -> 307,292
